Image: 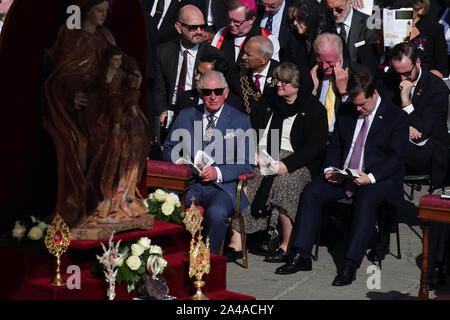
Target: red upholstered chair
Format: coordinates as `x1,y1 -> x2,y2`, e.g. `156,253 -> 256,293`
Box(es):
219,173 -> 256,268
146,159 -> 193,211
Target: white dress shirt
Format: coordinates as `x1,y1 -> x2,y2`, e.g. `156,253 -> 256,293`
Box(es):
336,7 -> 353,43
203,105 -> 224,182
402,67 -> 422,114
150,0 -> 172,29
211,27 -> 281,61
206,0 -> 214,26
259,0 -> 286,40
342,95 -> 382,184
171,42 -> 199,105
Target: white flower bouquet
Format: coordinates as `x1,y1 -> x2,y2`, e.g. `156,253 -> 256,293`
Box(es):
0,215 -> 49,251
115,237 -> 169,294
144,189 -> 185,225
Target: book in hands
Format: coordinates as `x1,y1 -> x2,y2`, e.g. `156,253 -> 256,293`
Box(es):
176,150 -> 215,173
328,167 -> 361,178
259,149 -> 277,176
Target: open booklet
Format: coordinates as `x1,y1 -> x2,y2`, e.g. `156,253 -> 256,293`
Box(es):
328,167 -> 361,179
259,149 -> 277,176
176,150 -> 215,173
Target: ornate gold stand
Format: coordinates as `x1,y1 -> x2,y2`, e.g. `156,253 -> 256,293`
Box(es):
44,213 -> 71,286
184,198 -> 210,300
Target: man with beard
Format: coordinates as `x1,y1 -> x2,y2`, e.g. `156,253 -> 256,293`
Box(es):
324,0 -> 379,74
382,41 -> 450,290
211,0 -> 280,68
153,4 -> 222,129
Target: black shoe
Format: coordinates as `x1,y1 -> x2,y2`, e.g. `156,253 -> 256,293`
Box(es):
275,253 -> 312,274
264,248 -> 287,263
367,238 -> 390,263
223,247 -> 242,262
248,241 -> 270,256
332,263 -> 357,286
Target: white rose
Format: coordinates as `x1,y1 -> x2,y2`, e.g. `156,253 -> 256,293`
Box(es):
153,189 -> 167,202
138,237 -> 151,250
12,221 -> 26,240
28,226 -> 44,240
131,243 -> 145,257
161,202 -> 174,216
126,256 -> 141,271
166,193 -> 181,207
38,222 -> 48,231
149,245 -> 163,256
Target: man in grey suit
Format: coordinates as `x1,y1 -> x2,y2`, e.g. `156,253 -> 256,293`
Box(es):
163,71 -> 254,253
153,4 -> 222,130
324,0 -> 379,74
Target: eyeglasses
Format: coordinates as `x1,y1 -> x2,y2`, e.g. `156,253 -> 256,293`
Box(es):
397,64 -> 415,77
178,21 -> 207,31
327,0 -> 349,15
201,88 -> 225,96
228,17 -> 249,27
257,1 -> 279,9
275,79 -> 290,87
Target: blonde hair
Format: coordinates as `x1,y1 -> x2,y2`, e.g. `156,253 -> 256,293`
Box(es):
273,62 -> 300,88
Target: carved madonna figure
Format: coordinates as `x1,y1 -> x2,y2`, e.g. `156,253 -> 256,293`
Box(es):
44,0 -> 151,232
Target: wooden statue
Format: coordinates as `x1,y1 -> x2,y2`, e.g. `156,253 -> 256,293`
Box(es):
44,0 -> 152,239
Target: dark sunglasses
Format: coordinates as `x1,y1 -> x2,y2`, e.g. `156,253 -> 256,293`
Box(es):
327,6 -> 345,14
257,1 -> 278,9
179,21 -> 207,31
201,88 -> 225,96
397,65 -> 415,77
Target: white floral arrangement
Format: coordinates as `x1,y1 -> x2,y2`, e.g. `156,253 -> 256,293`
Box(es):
0,215 -> 49,251
144,189 -> 185,225
115,237 -> 169,294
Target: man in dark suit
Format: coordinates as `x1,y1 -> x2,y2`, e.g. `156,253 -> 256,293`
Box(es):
382,41 -> 450,188
324,0 -> 379,74
256,0 -> 292,56
228,35 -> 279,130
275,72 -> 409,286
211,0 -> 280,68
163,71 -> 254,253
153,4 -> 222,130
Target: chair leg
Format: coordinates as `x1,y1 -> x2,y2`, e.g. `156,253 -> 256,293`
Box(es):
394,209 -> 401,260
313,231 -> 320,261
239,215 -> 248,268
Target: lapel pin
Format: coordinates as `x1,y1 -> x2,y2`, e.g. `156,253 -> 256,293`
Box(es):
190,96 -> 194,100
378,116 -> 383,119
301,112 -> 306,116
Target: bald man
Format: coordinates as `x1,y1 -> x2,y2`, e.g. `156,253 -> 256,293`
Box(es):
153,4 -> 223,131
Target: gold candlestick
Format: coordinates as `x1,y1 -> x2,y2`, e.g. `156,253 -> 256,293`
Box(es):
44,213 -> 71,286
184,198 -> 210,300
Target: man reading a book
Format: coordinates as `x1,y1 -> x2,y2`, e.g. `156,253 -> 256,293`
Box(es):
163,70 -> 254,254
275,72 -> 409,286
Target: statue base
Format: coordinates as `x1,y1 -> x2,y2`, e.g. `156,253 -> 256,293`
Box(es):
71,214 -> 154,240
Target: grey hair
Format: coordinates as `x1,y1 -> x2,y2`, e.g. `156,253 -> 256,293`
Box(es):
197,70 -> 228,89
313,32 -> 343,57
248,35 -> 274,59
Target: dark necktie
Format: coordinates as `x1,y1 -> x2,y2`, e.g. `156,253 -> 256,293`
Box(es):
345,115 -> 369,197
254,74 -> 263,94
265,14 -> 274,33
178,50 -> 188,95
203,115 -> 216,149
153,0 -> 165,26
339,23 -> 347,43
